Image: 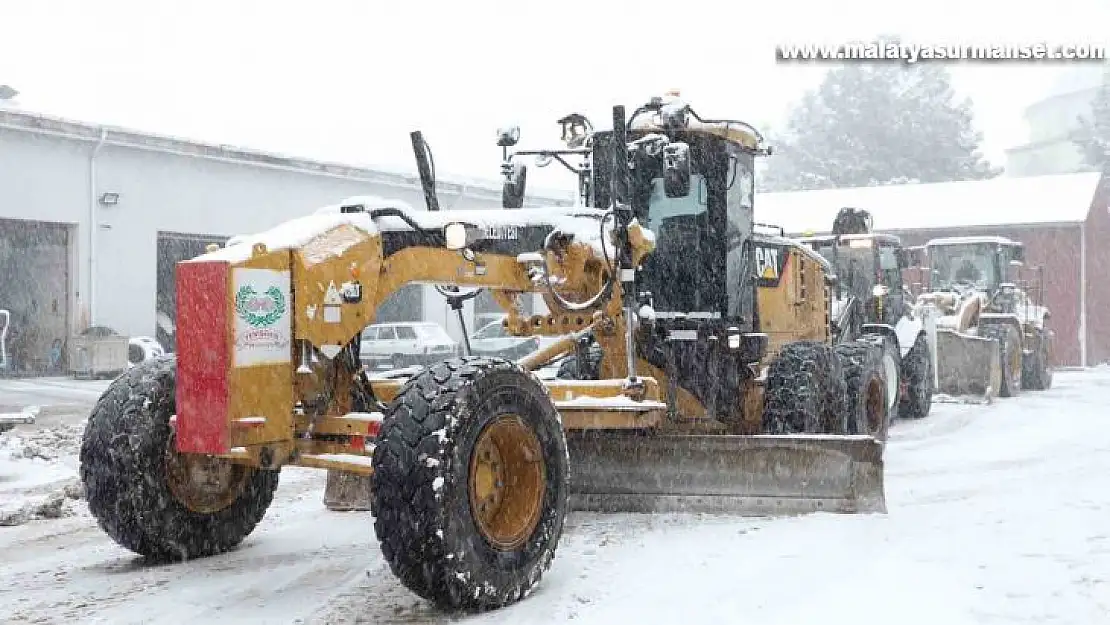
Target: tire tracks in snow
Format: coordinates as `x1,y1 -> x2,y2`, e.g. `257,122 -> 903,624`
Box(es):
0,468 -> 376,624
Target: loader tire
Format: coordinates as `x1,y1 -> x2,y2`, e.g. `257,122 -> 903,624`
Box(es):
982,324 -> 1023,398
371,356 -> 569,612
899,334 -> 933,419
79,355 -> 279,561
1021,331 -> 1053,391
762,341 -> 847,434
834,341 -> 890,441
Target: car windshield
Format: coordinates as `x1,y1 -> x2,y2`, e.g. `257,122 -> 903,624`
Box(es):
473,321 -> 507,339
930,243 -> 997,290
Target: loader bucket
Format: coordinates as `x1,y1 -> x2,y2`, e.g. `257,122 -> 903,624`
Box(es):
324,433 -> 887,516
933,329 -> 1001,404
566,432 -> 886,516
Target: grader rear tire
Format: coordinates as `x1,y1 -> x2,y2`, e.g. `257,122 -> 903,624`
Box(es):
762,341 -> 847,434
371,356 -> 569,612
79,355 -> 280,561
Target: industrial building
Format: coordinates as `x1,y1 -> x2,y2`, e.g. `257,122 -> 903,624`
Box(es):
0,107 -> 574,375
758,171 -> 1110,367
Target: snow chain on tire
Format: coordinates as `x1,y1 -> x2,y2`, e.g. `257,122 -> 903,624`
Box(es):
834,341 -> 890,441
371,356 -> 570,612
762,341 -> 848,434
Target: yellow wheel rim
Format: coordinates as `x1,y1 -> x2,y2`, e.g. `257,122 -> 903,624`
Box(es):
468,414 -> 547,551
165,432 -> 251,514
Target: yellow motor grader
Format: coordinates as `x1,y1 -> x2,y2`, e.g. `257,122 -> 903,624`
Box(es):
78,95 -> 886,613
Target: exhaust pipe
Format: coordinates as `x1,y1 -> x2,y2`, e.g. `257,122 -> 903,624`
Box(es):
410,131 -> 441,212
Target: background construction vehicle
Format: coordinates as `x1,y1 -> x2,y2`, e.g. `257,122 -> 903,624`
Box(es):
911,236 -> 1053,400
78,95 -> 886,613
796,208 -> 939,432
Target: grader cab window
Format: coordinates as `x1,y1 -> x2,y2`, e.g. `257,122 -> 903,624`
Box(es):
624,132 -> 754,320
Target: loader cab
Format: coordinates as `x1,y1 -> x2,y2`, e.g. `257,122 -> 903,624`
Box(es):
802,234 -> 907,327
925,236 -> 1023,295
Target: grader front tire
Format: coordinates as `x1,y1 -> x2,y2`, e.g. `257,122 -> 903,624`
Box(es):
79,355 -> 280,561
370,357 -> 570,612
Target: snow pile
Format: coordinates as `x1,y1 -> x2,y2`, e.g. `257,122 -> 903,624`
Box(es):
0,479 -> 83,526
1,421 -> 85,461
0,421 -> 87,527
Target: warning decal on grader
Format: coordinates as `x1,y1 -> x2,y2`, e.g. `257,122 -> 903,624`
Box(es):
755,244 -> 788,287
233,268 -> 292,367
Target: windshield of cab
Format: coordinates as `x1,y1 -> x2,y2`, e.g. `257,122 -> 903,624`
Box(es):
929,243 -> 997,290
817,243 -> 874,299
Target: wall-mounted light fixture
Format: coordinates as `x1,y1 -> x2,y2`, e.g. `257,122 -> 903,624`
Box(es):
98,192 -> 120,206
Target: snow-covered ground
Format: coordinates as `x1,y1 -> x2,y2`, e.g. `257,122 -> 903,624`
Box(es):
2,368 -> 1109,624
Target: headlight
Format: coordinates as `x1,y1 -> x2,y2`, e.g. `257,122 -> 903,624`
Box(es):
444,223 -> 467,250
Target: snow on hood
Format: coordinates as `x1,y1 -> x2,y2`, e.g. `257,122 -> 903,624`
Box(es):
192,195 -> 620,265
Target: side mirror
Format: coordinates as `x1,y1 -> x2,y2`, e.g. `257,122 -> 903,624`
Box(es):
502,162 -> 527,209
497,126 -> 520,148
663,142 -> 691,198
444,223 -> 468,250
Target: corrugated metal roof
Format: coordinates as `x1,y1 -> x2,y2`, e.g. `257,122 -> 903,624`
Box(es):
0,108 -> 577,204
756,172 -> 1102,235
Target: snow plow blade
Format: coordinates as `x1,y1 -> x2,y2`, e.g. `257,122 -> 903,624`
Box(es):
934,329 -> 1001,404
566,432 -> 886,516
324,432 -> 887,516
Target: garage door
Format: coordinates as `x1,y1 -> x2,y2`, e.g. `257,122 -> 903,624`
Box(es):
0,218 -> 71,375
156,231 -> 229,352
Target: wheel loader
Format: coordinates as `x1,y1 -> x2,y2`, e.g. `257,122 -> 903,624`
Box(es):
796,208 -> 940,434
911,236 -> 1053,401
78,95 -> 886,613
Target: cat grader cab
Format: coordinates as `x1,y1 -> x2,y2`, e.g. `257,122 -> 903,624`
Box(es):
79,95 -> 888,613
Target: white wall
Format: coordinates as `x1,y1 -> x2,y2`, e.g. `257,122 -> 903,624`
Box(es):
1005,87 -> 1100,177
0,124 -> 572,343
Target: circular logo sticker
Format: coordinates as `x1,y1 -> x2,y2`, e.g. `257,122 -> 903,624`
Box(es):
235,285 -> 287,328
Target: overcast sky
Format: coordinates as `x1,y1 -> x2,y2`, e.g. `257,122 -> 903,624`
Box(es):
2,0 -> 1108,194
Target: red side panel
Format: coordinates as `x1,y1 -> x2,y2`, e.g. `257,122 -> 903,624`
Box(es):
175,261 -> 230,454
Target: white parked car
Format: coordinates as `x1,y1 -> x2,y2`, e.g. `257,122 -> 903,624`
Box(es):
469,318 -> 563,361
359,322 -> 459,370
